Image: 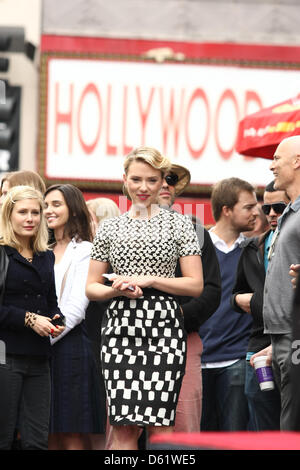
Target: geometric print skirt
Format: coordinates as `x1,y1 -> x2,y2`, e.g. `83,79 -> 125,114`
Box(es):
101,290 -> 187,427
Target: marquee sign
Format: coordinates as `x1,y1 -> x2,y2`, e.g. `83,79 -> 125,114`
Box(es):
39,37 -> 300,193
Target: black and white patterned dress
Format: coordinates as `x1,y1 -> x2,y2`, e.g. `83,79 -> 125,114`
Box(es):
90,208 -> 201,427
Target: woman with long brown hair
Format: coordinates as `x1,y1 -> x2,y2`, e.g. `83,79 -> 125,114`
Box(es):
44,184 -> 105,450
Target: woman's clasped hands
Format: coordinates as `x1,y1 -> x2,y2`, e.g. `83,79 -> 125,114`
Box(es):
27,313 -> 65,338
110,274 -> 156,298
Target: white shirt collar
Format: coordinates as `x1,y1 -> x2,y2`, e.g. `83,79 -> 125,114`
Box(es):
209,227 -> 245,254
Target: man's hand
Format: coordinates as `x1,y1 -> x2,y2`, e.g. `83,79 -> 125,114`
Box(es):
289,263 -> 300,288
250,345 -> 272,367
235,293 -> 253,314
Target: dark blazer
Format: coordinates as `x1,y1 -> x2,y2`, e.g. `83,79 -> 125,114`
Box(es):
231,231 -> 272,352
290,271 -> 300,430
177,226 -> 221,334
0,246 -> 62,356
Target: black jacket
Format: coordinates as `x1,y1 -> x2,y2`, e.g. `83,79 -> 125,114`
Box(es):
231,231 -> 272,352
290,269 -> 300,430
0,246 -> 62,356
178,226 -> 221,334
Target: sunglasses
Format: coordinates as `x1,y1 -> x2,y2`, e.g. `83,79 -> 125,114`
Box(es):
261,202 -> 287,215
165,173 -> 179,186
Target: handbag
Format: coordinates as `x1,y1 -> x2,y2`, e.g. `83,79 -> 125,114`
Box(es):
0,245 -> 9,305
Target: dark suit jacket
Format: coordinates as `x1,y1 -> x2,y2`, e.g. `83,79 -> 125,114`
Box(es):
0,246 -> 62,356
231,231 -> 272,352
290,271 -> 300,430
177,226 -> 221,334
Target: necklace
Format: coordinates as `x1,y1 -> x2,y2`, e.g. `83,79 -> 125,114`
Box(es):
18,249 -> 34,263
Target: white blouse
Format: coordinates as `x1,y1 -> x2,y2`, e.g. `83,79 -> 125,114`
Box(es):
50,238 -> 92,344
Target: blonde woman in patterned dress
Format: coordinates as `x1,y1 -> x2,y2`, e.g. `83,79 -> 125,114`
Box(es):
86,147 -> 203,450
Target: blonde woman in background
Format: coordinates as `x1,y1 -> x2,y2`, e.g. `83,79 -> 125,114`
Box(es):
0,171 -> 46,207
86,197 -> 120,237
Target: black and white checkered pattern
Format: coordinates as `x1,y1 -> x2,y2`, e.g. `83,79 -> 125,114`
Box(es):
90,209 -> 201,427
101,295 -> 186,427
91,209 -> 201,278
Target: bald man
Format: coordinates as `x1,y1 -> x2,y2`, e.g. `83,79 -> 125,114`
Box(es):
262,136 -> 300,430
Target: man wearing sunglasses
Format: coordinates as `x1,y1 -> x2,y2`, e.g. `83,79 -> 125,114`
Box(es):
158,169 -> 183,208
158,164 -> 221,433
232,180 -> 289,431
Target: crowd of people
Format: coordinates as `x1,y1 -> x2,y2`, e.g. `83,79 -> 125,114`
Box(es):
0,136 -> 300,450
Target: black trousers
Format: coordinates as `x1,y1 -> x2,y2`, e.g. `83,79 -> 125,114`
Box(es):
0,354 -> 50,450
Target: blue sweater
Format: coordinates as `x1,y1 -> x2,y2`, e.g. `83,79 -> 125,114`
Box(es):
199,245 -> 252,363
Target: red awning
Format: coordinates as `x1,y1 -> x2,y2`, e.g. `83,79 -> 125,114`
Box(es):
236,94 -> 300,159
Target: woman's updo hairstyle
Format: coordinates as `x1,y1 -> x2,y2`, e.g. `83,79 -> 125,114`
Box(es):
123,147 -> 171,200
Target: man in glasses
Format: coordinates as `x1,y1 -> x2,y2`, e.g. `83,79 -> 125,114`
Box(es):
158,164 -> 221,433
158,165 -> 188,208
232,180 -> 289,431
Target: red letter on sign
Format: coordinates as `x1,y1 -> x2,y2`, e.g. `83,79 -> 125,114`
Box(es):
243,91 -> 263,161
215,89 -> 239,160
159,88 -> 184,156
243,90 -> 262,117
106,84 -> 117,156
54,82 -> 73,154
77,83 -> 102,154
122,86 -> 133,155
185,88 -> 210,159
136,86 -> 154,146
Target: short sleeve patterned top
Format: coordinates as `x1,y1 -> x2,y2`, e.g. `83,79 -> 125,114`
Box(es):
90,208 -> 201,277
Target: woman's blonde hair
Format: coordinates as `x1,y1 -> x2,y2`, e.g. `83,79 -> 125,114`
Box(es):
0,185 -> 49,253
86,197 -> 120,224
123,147 -> 171,199
2,170 -> 46,195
